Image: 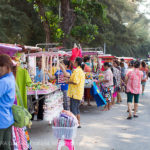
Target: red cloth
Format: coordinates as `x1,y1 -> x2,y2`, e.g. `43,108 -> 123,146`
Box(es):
70,47 -> 82,61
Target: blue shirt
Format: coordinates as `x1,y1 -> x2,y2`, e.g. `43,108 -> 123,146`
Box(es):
34,67 -> 43,83
0,72 -> 15,129
55,70 -> 72,91
34,67 -> 49,83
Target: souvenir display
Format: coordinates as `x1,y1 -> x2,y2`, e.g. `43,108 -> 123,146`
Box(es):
44,91 -> 63,123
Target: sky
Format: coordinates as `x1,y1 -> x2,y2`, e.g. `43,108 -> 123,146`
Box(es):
138,0 -> 150,19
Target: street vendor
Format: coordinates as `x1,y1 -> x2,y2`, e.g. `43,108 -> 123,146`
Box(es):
33,57 -> 49,120
34,57 -> 44,82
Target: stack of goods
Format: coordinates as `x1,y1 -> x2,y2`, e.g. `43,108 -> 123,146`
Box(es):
52,110 -> 78,140
44,91 -> 63,123
98,73 -> 104,81
28,83 -> 49,91
28,82 -> 58,92
85,72 -> 93,88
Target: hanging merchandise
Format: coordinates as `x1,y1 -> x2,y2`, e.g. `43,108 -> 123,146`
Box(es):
44,90 -> 63,123
28,56 -> 36,77
12,126 -> 32,150
70,47 -> 82,61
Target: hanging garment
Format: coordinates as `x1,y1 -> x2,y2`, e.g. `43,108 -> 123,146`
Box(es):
12,126 -> 31,150
70,47 -> 82,61
16,66 -> 32,109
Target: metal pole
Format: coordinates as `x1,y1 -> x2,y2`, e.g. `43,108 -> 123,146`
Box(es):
104,43 -> 106,54
59,1 -> 61,19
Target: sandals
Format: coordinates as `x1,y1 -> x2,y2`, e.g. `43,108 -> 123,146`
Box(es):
127,116 -> 132,120
133,115 -> 138,118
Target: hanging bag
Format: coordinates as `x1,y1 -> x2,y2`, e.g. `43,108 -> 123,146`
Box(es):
12,82 -> 32,128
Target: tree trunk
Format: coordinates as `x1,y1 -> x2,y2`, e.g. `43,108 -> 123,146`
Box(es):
61,0 -> 76,47
35,0 -> 51,43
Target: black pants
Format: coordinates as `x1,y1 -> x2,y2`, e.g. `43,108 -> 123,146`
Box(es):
0,126 -> 12,150
32,95 -> 45,120
37,97 -> 44,120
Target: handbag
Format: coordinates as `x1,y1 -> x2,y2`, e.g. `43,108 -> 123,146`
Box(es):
12,82 -> 32,128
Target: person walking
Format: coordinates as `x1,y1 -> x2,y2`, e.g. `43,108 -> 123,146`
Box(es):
0,54 -> 15,150
140,61 -> 149,95
67,57 -> 85,128
125,61 -> 143,120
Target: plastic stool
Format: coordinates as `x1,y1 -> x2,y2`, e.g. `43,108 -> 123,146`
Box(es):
57,139 -> 75,150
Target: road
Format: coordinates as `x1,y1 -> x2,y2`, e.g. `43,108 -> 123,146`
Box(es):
29,80 -> 150,150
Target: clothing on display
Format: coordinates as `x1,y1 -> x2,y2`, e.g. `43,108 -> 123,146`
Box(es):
12,126 -> 32,150
16,66 -> 32,109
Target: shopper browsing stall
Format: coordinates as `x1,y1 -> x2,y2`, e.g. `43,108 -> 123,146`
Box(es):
67,57 -> 85,128
0,54 -> 15,150
101,62 -> 113,111
84,56 -> 91,72
47,60 -> 72,110
84,56 -> 92,106
113,60 -> 122,103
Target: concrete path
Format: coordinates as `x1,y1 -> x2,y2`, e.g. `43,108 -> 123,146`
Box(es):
29,81 -> 150,150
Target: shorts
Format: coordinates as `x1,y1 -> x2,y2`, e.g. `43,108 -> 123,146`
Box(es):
70,98 -> 81,115
141,81 -> 146,87
104,86 -> 112,102
127,92 -> 139,104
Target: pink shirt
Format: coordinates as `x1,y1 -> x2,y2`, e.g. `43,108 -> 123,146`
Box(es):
126,69 -> 143,94
103,68 -> 113,87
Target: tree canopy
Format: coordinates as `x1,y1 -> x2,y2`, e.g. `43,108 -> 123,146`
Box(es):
0,0 -> 150,58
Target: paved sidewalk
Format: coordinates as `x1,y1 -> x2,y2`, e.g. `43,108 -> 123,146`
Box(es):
29,81 -> 150,150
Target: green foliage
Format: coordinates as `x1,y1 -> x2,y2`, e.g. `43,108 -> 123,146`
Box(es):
0,4 -> 31,44
0,0 -> 150,58
71,24 -> 99,43
69,0 -> 107,44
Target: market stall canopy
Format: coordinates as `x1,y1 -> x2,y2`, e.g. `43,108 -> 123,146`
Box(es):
118,57 -> 134,61
98,55 -> 116,59
82,51 -> 103,56
0,43 -> 22,57
26,51 -> 59,57
22,46 -> 42,53
57,51 -> 71,57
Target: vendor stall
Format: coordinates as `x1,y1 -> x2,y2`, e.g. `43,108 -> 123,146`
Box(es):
26,51 -> 64,123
